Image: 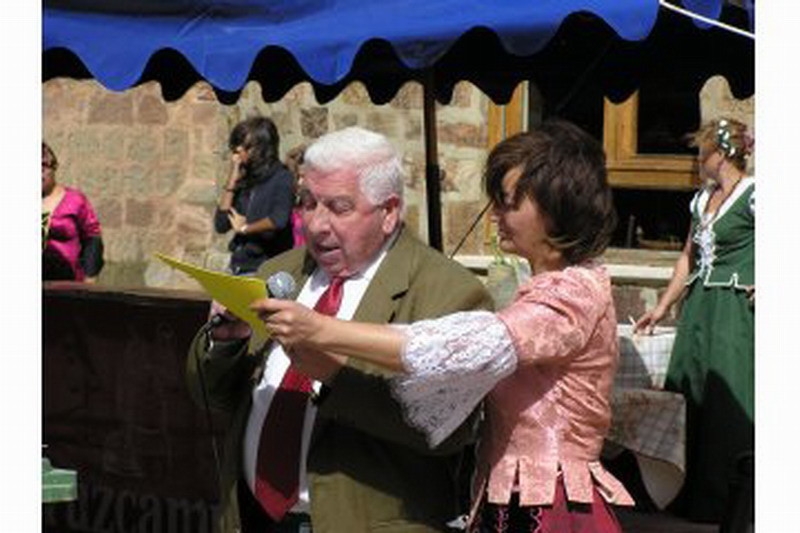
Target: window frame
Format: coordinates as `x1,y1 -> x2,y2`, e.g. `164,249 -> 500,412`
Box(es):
603,91 -> 700,191
487,88 -> 701,191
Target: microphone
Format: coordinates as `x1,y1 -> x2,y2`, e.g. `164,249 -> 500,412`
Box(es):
266,270 -> 297,300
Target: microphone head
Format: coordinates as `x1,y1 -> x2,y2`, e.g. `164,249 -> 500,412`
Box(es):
266,271 -> 297,300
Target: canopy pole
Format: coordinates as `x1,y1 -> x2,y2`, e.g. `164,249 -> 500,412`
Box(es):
422,70 -> 443,251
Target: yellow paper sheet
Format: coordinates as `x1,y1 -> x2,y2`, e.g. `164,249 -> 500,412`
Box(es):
155,253 -> 270,344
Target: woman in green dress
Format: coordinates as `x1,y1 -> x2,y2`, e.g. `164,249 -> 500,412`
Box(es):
635,118 -> 754,523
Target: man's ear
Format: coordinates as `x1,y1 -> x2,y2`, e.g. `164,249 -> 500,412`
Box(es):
381,196 -> 402,234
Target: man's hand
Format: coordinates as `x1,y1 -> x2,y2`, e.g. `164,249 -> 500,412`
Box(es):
251,298 -> 324,348
208,300 -> 252,341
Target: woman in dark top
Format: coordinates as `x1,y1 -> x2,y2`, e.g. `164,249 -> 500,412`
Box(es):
215,116 -> 295,274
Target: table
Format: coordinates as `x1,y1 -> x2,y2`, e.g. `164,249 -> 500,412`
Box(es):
606,325 -> 685,509
43,284 -> 224,532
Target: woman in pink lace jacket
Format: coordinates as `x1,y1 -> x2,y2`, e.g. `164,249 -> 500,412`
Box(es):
255,120 -> 634,532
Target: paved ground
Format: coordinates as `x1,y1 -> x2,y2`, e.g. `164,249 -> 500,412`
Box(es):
617,508 -> 719,533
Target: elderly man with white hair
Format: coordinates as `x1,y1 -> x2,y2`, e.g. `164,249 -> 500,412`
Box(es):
187,126 -> 493,533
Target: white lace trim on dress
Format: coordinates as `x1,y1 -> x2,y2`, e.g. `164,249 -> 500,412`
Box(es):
390,311 -> 517,447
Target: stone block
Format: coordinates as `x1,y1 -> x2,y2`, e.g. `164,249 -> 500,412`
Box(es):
444,155 -> 485,200
104,229 -> 140,262
99,130 -> 127,162
191,127 -> 208,154
68,130 -> 104,162
341,83 -> 370,105
300,107 -> 329,138
365,112 -> 400,138
446,201 -> 485,254
401,153 -> 424,191
93,198 -> 123,229
269,111 -> 290,132
88,93 -> 134,125
192,102 -> 219,126
139,230 -> 179,259
333,113 -> 359,129
96,260 -> 147,288
143,259 -> 178,288
127,132 -> 161,165
390,83 -> 423,110
439,122 -> 487,149
152,203 -> 177,230
137,94 -> 168,125
176,205 -> 214,243
80,165 -> 123,200
163,129 -> 189,163
125,198 -> 155,227
43,79 -> 88,125
193,82 -> 218,102
121,164 -> 151,199
440,157 -> 460,193
451,82 -> 473,108
404,205 -> 420,238
190,153 -> 224,186
179,181 -> 218,206
152,165 -> 186,198
404,117 -> 422,140
282,82 -> 314,104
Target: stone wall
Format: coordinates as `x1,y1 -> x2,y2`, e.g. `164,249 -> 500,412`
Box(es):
43,75 -> 752,321
43,78 -> 494,289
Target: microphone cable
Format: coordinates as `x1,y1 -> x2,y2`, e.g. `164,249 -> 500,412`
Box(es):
192,271 -> 297,492
448,200 -> 492,259
195,318 -> 225,491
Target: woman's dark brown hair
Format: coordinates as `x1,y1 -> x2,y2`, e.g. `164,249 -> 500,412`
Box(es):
483,120 -> 617,265
42,141 -> 58,170
228,116 -> 280,175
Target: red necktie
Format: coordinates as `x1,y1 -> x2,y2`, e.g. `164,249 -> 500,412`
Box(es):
254,277 -> 345,521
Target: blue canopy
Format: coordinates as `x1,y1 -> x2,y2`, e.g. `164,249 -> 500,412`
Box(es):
44,0 -> 663,102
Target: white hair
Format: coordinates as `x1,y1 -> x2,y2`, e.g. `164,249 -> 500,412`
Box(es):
302,127 -> 405,211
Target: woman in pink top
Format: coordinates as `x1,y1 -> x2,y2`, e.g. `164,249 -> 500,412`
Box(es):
255,120 -> 634,532
42,142 -> 104,282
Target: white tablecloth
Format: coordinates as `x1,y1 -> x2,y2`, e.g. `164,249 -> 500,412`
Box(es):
606,325 -> 685,509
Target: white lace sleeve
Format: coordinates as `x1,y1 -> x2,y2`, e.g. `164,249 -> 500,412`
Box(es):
390,311 -> 517,447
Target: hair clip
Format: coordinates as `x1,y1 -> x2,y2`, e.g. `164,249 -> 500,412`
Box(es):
715,119 -> 737,158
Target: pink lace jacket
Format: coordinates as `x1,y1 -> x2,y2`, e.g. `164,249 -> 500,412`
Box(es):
392,263 -> 633,508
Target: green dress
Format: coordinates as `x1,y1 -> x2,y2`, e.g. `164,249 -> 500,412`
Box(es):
666,177 -> 754,523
